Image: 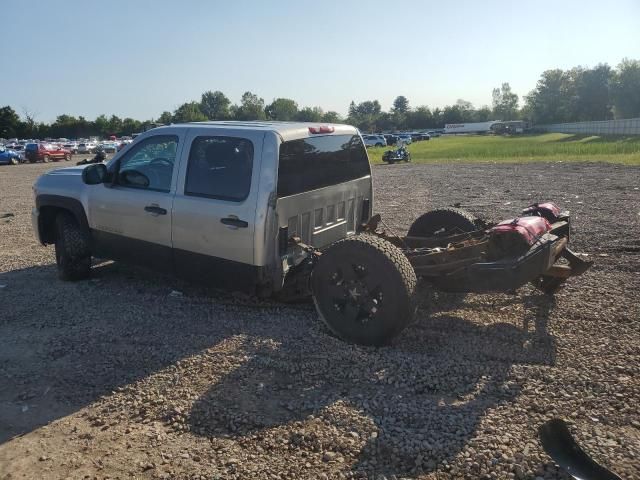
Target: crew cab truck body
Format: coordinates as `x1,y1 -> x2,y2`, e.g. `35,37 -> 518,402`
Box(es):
33,121 -> 590,346
33,121 -> 373,293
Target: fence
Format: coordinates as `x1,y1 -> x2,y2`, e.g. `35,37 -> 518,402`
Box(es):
538,117 -> 640,135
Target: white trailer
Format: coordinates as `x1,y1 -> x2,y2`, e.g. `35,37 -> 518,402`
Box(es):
444,121 -> 500,134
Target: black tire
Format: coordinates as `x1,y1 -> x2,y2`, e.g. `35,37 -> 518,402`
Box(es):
311,234 -> 417,346
64,153 -> 71,161
10,157 -> 19,165
375,143 -> 383,147
42,155 -> 50,163
55,212 -> 91,281
408,207 -> 478,238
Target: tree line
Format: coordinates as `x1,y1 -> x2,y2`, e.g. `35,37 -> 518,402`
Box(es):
1,58 -> 638,139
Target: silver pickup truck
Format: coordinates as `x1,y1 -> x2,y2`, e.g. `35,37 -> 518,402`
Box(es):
33,121 -> 590,346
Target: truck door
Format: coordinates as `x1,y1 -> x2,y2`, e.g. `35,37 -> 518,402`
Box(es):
171,129 -> 264,290
87,130 -> 185,270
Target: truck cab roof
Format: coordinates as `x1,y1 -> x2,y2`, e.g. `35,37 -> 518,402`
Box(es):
159,121 -> 358,143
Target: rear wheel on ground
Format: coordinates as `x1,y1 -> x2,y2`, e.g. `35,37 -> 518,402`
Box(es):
10,157 -> 18,165
55,212 -> 91,281
311,234 -> 417,346
64,153 -> 71,161
408,207 -> 478,238
42,155 -> 50,163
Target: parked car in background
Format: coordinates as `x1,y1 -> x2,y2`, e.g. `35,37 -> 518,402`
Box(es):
25,143 -> 72,163
409,132 -> 430,142
383,134 -> 398,146
9,144 -> 25,154
63,142 -> 78,153
395,134 -> 412,144
0,145 -> 22,165
362,134 -> 387,147
99,142 -> 118,153
426,130 -> 441,137
117,140 -> 133,152
77,142 -> 97,154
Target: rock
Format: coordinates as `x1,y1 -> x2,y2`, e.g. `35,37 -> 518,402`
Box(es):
323,452 -> 337,462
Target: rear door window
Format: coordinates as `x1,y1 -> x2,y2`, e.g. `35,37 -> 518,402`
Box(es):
277,134 -> 370,197
184,136 -> 254,202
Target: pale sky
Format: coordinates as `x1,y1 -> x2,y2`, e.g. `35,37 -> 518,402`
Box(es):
1,0 -> 639,122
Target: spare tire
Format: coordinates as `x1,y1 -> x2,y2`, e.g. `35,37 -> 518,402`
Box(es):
408,207 -> 478,238
311,234 -> 417,346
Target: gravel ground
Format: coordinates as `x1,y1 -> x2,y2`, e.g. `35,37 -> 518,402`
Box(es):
0,160 -> 638,480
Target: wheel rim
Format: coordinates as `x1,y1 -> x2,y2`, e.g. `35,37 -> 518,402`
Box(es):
43,156 -> 50,163
324,263 -> 384,325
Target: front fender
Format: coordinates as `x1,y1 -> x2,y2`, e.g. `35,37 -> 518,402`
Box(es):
34,195 -> 89,245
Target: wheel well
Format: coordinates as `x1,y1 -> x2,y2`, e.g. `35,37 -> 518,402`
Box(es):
38,206 -> 69,244
36,195 -> 90,245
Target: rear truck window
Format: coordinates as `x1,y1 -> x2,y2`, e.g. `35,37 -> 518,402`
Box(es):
277,134 -> 370,197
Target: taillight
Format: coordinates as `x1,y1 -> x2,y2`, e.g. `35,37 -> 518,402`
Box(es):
308,126 -> 335,134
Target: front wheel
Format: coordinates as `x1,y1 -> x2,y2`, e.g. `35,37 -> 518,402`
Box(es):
64,153 -> 71,161
311,234 -> 417,346
42,155 -> 50,163
10,157 -> 19,165
55,212 -> 91,281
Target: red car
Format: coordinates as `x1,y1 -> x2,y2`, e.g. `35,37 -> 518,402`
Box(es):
25,143 -> 72,163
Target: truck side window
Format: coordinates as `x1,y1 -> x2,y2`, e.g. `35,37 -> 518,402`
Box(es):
184,136 -> 253,202
118,135 -> 178,192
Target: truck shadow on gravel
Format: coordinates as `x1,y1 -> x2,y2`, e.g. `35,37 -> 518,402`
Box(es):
0,261 -> 249,444
0,260 -> 557,477
187,288 -> 557,478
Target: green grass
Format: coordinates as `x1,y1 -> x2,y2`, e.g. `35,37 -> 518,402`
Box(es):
366,133 -> 640,165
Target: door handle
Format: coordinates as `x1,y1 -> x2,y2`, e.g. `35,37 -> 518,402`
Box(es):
221,217 -> 248,228
144,205 -> 167,215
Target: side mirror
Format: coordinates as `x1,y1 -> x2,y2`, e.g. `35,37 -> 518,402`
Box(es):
82,163 -> 107,185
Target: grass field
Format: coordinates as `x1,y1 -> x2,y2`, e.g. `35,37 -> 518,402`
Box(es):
366,133 -> 640,164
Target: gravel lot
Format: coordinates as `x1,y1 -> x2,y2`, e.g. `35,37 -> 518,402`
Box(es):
0,160 -> 638,480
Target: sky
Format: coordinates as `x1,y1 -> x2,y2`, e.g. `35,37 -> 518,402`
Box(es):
1,0 -> 639,123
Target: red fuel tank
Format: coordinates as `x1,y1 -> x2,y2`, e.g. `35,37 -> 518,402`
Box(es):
488,216 -> 551,259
